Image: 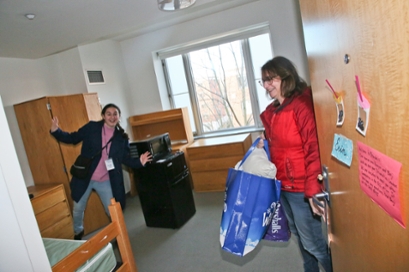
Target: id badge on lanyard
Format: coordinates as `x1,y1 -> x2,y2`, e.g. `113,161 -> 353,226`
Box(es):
105,158 -> 115,170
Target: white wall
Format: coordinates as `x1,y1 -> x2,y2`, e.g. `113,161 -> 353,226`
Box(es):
120,0 -> 310,117
78,40 -> 132,132
0,95 -> 51,271
78,39 -> 134,192
0,0 -> 308,203
0,48 -> 87,186
0,47 -> 86,106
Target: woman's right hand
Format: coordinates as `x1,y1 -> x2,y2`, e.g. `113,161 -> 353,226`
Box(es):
140,151 -> 153,166
50,117 -> 59,132
257,133 -> 265,148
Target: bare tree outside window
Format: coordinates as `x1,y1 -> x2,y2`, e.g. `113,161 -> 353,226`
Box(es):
190,41 -> 253,132
161,31 -> 273,136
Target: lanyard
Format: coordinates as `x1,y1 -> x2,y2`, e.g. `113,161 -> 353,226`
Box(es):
102,126 -> 114,156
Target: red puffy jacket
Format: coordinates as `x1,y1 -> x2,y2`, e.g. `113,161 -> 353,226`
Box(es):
260,87 -> 322,198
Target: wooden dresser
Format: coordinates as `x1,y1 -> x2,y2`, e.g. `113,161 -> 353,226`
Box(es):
186,133 -> 252,192
27,184 -> 74,239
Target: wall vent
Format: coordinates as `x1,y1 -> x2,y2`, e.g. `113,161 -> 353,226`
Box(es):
86,70 -> 105,84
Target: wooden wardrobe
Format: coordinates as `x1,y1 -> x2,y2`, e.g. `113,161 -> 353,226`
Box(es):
14,93 -> 110,235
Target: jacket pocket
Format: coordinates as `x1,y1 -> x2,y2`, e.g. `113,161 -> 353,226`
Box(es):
284,157 -> 294,189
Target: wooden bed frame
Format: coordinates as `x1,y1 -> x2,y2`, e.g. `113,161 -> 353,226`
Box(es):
52,199 -> 137,272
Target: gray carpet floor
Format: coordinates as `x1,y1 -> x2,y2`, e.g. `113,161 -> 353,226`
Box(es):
120,191 -> 304,272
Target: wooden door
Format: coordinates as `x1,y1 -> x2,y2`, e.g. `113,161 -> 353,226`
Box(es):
48,94 -> 90,181
49,94 -> 110,234
14,97 -> 68,184
298,0 -> 409,271
48,93 -> 102,185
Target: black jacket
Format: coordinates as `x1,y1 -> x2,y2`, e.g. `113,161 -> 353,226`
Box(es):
51,120 -> 143,209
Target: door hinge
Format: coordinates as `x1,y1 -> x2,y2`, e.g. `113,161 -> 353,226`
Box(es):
46,103 -> 51,110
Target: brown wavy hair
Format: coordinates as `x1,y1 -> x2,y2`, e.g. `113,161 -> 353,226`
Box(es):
261,56 -> 307,107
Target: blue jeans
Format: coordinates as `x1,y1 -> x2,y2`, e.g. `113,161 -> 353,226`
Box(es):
280,191 -> 333,272
72,180 -> 113,234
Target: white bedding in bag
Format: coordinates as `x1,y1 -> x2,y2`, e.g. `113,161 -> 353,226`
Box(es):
235,147 -> 277,179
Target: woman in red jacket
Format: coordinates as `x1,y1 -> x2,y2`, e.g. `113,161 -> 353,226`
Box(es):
259,56 -> 332,272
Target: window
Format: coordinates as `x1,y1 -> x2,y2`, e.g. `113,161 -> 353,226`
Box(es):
159,25 -> 273,136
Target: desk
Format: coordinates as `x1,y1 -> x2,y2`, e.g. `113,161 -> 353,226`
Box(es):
186,133 -> 252,192
28,184 -> 74,239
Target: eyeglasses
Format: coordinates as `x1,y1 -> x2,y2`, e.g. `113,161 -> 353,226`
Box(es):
258,76 -> 279,87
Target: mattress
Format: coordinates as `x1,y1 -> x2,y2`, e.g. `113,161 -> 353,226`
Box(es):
42,238 -> 117,272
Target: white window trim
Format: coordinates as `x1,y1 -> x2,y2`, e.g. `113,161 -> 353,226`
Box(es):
156,22 -> 271,60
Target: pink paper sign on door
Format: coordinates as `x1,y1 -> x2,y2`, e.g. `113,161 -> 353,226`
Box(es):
357,141 -> 404,227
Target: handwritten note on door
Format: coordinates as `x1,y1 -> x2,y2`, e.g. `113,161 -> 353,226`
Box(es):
331,134 -> 353,166
357,142 -> 404,227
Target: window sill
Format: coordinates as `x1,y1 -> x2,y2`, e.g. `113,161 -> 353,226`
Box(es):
193,127 -> 264,140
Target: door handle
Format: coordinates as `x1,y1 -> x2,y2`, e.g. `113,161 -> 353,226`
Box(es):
313,166 -> 331,207
314,165 -> 331,248
313,191 -> 329,208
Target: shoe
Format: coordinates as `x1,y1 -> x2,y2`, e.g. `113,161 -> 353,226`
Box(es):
74,230 -> 84,240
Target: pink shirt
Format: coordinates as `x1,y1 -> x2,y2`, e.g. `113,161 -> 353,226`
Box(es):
91,125 -> 115,182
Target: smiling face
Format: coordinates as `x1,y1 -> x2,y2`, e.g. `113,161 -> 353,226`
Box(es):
102,106 -> 120,128
261,73 -> 284,104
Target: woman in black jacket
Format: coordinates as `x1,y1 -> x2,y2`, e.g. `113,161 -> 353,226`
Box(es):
50,103 -> 151,240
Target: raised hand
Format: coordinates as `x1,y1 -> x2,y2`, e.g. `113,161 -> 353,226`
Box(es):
50,117 -> 59,132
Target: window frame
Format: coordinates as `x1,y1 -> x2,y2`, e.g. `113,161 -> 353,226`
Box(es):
158,23 -> 272,137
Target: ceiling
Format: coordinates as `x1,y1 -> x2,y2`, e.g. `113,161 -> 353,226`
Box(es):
0,0 -> 256,60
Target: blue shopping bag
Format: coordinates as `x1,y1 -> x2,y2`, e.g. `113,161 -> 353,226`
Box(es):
220,138 -> 281,256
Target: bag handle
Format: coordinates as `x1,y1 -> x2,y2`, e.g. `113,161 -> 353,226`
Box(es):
90,136 -> 114,159
239,137 -> 270,167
